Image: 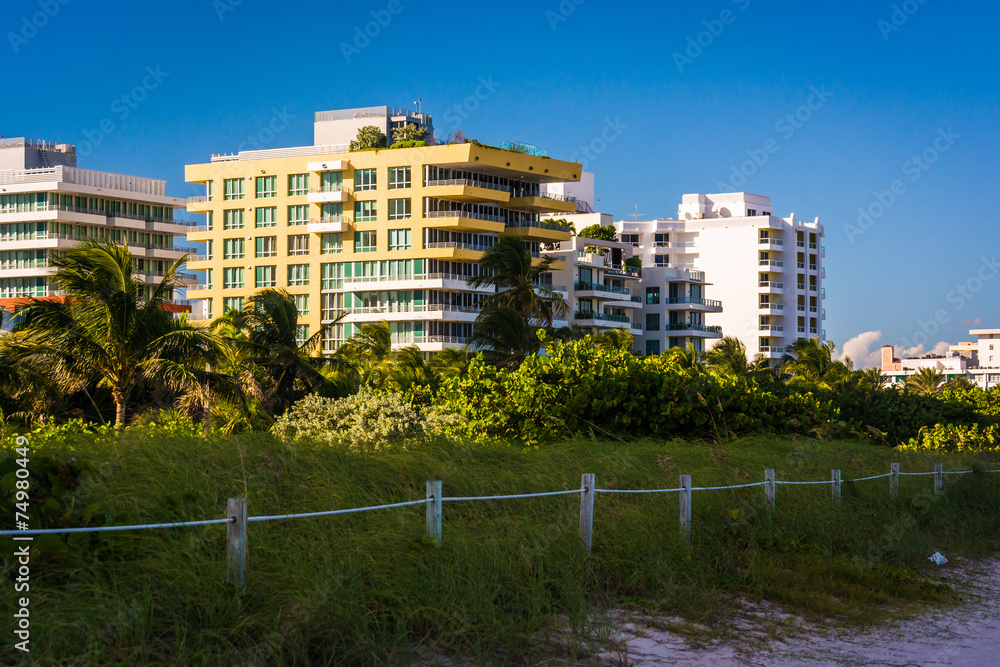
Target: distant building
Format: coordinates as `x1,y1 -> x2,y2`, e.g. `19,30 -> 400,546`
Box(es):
0,137 -> 196,314
881,328 -> 1000,389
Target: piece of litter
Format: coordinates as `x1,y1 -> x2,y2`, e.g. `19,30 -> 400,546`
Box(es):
928,552 -> 949,566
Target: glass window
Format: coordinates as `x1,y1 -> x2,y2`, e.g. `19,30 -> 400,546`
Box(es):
255,265 -> 277,288
388,166 -> 411,189
654,254 -> 669,267
256,236 -> 277,258
206,268 -> 214,289
223,238 -> 245,259
206,298 -> 213,319
354,168 -> 376,191
206,181 -> 214,202
288,263 -> 310,286
645,340 -> 660,356
224,178 -> 244,200
320,171 -> 343,191
321,233 -> 343,254
355,200 -> 376,222
223,267 -> 244,289
388,229 -> 411,251
294,294 -> 310,316
354,231 -> 377,252
206,240 -> 214,260
223,209 -> 244,230
294,324 -> 310,346
388,198 -> 411,220
223,296 -> 244,312
256,206 -> 277,227
256,175 -> 276,198
288,234 -> 309,256
321,263 -> 344,290
645,286 -> 660,305
287,205 -> 309,226
321,203 -> 342,221
287,173 -> 309,196
645,313 -> 660,331
206,211 -> 213,230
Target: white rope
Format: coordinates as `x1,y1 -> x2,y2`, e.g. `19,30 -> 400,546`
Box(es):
442,489 -> 582,501
596,487 -> 682,494
848,473 -> 894,482
898,472 -> 938,476
941,470 -> 974,475
0,517 -> 233,536
775,479 -> 836,485
692,481 -> 768,491
249,498 -> 429,522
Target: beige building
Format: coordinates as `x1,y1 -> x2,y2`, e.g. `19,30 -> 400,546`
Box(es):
185,106 -> 582,352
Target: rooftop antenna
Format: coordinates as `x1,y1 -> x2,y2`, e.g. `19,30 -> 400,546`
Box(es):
414,98 -> 421,114
631,203 -> 645,221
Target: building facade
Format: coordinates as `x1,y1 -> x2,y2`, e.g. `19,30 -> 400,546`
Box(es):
615,192 -> 825,362
0,137 -> 196,312
185,107 -> 581,353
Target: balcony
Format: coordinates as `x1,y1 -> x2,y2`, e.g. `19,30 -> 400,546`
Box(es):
307,217 -> 348,234
342,272 -> 496,293
307,187 -> 350,204
809,264 -> 817,271
758,281 -> 784,290
759,325 -> 784,332
507,191 -> 578,213
423,210 -> 505,233
664,296 -> 723,312
342,303 -> 480,323
425,178 -> 511,204
424,241 -> 495,253
665,323 -> 722,334
759,346 -> 786,356
759,238 -> 784,247
574,281 -> 633,296
503,218 -> 573,242
809,327 -> 818,334
759,260 -> 783,268
759,303 -> 784,311
574,310 -> 634,327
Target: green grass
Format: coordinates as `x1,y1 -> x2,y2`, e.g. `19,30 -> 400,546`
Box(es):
3,431 -> 1000,665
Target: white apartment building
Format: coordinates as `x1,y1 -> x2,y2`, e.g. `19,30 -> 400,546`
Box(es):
540,214 -> 643,337
881,328 -> 1000,389
616,192 -> 825,362
0,138 -> 197,313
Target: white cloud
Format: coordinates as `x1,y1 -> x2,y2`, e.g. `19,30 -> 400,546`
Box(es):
834,331 -> 953,369
834,330 -> 884,369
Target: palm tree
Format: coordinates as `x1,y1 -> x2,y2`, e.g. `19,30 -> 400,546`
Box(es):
593,327 -> 634,353
388,346 -> 436,391
214,289 -> 340,415
466,307 -> 540,367
860,367 -> 889,390
781,338 -> 854,390
429,347 -> 469,380
905,367 -> 945,395
943,375 -> 976,391
5,241 -> 233,426
467,235 -> 568,328
335,320 -> 395,387
705,336 -> 754,377
665,342 -> 704,369
552,323 -> 590,342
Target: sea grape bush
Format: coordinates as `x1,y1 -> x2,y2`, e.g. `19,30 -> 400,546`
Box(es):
434,338 -> 832,446
900,422 -> 1000,453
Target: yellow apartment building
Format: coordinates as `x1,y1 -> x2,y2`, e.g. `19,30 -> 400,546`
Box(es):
185,106 -> 581,353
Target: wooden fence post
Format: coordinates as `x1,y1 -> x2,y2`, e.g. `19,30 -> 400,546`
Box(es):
579,473 -> 595,553
891,463 -> 899,498
934,463 -> 944,496
227,497 -> 247,590
764,469 -> 775,509
832,469 -> 841,504
679,474 -> 692,543
426,481 -> 442,546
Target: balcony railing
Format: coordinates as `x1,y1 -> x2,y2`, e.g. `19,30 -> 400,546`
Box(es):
758,281 -> 784,288
345,303 -> 481,315
574,281 -> 632,296
425,178 -> 511,192
666,297 -> 722,307
574,310 -> 630,324
759,238 -> 784,245
759,260 -> 783,267
536,192 -> 577,202
809,264 -> 817,271
424,210 -> 504,223
665,323 -> 722,333
759,303 -> 784,310
759,325 -> 784,332
760,346 -> 786,354
425,241 -> 495,252
310,185 -> 346,194
505,218 -> 572,233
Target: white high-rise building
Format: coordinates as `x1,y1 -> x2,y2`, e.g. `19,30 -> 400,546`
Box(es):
616,192 -> 825,362
0,138 -> 197,314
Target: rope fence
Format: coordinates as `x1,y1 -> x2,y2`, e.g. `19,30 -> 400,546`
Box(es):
4,462 -> 1000,589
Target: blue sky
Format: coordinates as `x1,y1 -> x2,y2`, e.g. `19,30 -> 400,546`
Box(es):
3,0 -> 997,364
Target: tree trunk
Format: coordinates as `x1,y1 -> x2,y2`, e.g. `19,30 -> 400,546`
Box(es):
203,363 -> 211,438
114,395 -> 126,427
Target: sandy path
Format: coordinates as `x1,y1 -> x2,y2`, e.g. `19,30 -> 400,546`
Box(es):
609,559 -> 1000,666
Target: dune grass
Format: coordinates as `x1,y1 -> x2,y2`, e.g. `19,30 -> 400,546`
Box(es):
3,430 -> 1000,665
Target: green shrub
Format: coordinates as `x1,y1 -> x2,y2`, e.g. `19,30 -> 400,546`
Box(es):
272,390 -> 441,450
900,422 -> 1000,452
388,140 -> 429,149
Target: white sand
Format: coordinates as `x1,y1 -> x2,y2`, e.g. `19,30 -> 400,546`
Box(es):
607,559 -> 1000,666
